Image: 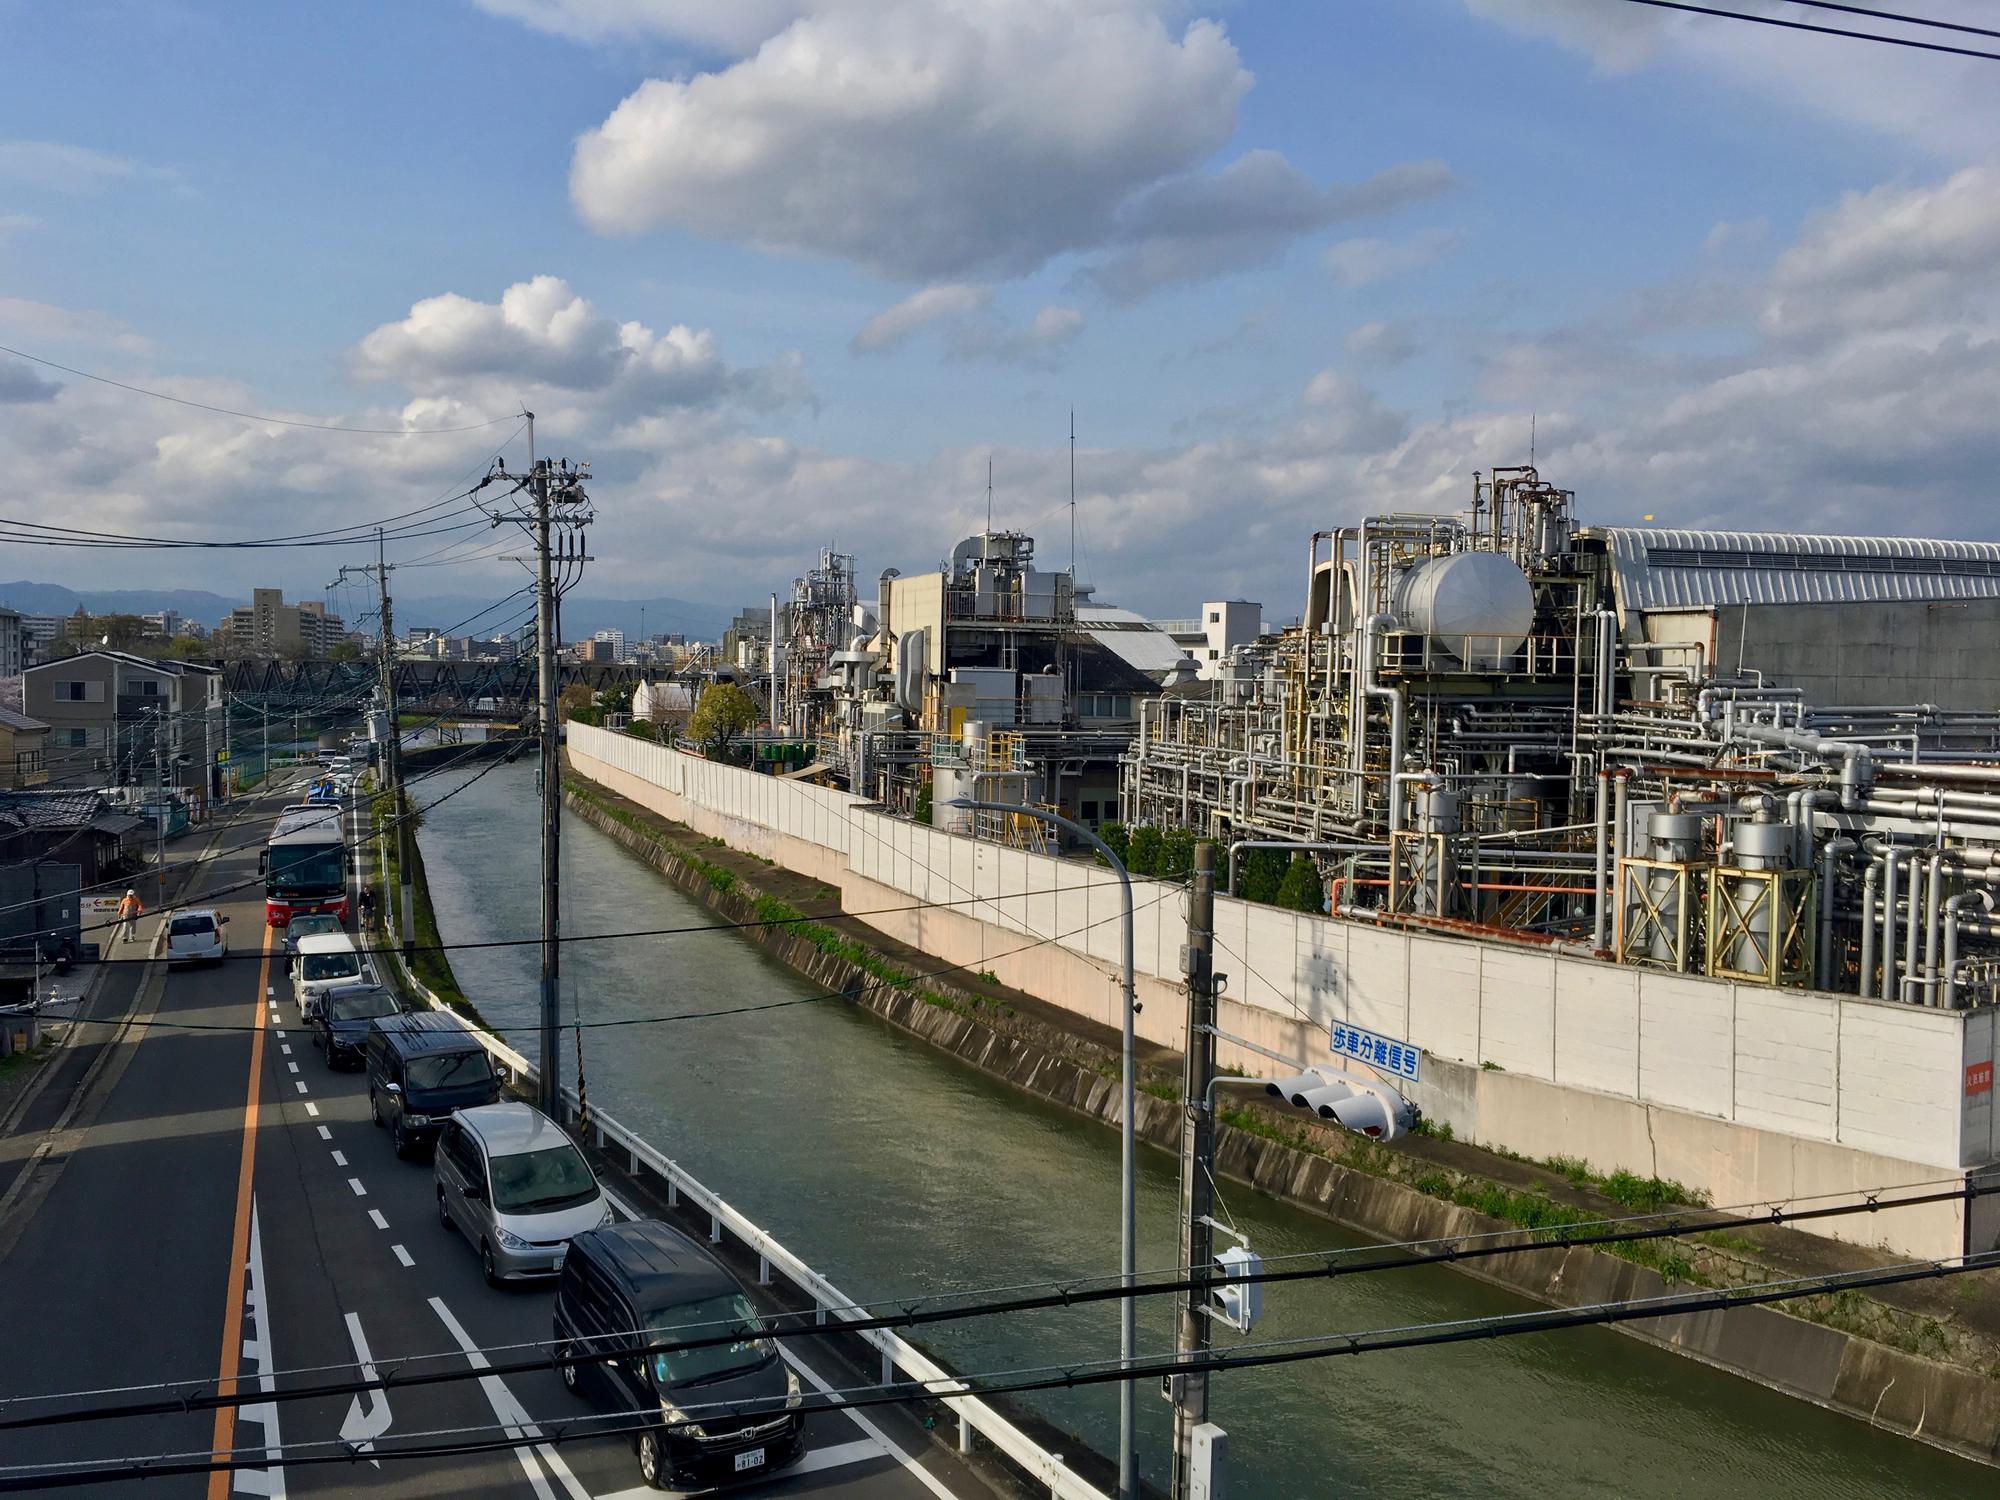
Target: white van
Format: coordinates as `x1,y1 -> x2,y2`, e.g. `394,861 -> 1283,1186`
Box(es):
293,931 -> 364,1020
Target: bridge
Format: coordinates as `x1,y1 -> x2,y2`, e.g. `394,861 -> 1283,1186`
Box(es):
213,657 -> 656,717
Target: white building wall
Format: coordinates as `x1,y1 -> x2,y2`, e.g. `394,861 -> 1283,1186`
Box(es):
567,723 -> 1994,1257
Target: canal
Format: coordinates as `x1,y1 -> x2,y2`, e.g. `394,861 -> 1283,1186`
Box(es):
417,761 -> 1981,1499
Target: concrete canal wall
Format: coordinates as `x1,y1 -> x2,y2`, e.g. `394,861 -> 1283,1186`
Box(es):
566,724 -> 1999,1263
556,766 -> 2000,1471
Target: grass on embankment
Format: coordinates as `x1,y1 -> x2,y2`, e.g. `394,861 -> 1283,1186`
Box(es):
369,789 -> 480,1022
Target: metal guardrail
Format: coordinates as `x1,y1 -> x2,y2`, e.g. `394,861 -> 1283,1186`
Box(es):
376,908 -> 1107,1500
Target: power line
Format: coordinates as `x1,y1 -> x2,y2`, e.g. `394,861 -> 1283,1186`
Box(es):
1608,0 -> 2000,59
3,1175 -> 1982,1435
1786,0 -> 2000,41
4,1248 -> 1993,1489
0,342 -> 516,434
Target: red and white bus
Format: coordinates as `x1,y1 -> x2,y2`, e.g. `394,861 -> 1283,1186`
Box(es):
261,804 -> 349,927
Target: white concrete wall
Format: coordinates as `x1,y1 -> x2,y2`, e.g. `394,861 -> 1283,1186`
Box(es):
568,724 -> 1996,1257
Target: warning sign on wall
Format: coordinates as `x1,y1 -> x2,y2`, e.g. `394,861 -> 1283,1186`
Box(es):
1968,1062 -> 1994,1099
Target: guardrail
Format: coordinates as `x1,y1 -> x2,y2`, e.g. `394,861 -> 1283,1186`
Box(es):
375,900 -> 1107,1500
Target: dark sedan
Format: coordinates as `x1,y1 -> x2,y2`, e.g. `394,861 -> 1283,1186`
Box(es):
313,982 -> 405,1068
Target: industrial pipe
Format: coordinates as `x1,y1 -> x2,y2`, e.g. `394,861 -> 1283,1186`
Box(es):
1860,861 -> 1879,999
1592,768 -> 1610,951
1734,722 -> 1876,809
1944,888 -> 1998,1008
1817,837 -> 1855,990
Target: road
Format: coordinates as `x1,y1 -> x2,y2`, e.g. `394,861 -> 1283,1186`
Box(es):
0,778 -> 985,1500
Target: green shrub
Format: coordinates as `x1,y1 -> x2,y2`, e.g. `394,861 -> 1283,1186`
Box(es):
1239,847 -> 1287,904
1097,821 -> 1129,867
1275,854 -> 1324,912
1126,825 -> 1163,876
1158,827 -> 1196,883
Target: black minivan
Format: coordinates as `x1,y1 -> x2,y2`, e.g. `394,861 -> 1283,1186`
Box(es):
365,1012 -> 501,1158
553,1220 -> 805,1491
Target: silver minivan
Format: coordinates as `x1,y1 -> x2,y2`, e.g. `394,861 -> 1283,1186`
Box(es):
434,1103 -> 610,1285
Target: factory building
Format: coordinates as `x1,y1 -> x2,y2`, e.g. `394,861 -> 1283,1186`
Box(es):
1120,465 -> 2000,1007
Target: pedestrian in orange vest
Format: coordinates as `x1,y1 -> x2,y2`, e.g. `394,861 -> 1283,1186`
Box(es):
117,889 -> 144,945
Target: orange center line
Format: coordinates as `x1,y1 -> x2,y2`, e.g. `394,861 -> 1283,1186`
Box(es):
207,921 -> 275,1496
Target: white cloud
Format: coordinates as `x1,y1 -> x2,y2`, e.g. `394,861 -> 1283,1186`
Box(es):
568,2 -> 1251,280
470,0 -> 819,52
851,284 -> 991,353
0,297 -> 153,354
1087,152 -> 1457,301
1028,305 -> 1085,343
349,275 -> 798,417
1323,227 -> 1461,287
1461,0 -> 2000,157
1345,319 -> 1417,366
0,140 -> 177,194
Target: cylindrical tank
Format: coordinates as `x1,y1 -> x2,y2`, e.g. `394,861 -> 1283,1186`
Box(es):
1647,814 -> 1702,862
1391,552 -> 1535,669
1732,821 -> 1795,871
1414,788 -> 1461,834
1633,813 -> 1705,966
1716,820 -> 1795,977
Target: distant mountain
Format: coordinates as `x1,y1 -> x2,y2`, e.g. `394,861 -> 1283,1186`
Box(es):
0,581 -> 244,623
398,592 -> 733,644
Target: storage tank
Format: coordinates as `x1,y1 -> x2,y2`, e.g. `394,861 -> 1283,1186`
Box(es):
1391,552 -> 1535,669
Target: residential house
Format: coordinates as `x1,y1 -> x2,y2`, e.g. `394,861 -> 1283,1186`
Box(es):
24,651 -> 224,799
0,708 -> 49,788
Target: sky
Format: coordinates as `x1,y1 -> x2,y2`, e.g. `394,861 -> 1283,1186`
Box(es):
1,0 -> 1997,623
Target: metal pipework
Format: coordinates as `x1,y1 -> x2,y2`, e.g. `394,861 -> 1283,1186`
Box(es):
1733,722 -> 1876,809
1359,613 -> 1405,837
1860,860 -> 1880,999
1944,887 -> 1998,1008
1592,768 -> 1611,951
1817,837 -> 1856,990
1225,839 -> 1377,896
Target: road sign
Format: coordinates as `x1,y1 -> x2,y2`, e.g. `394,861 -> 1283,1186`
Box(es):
1330,1021 -> 1420,1081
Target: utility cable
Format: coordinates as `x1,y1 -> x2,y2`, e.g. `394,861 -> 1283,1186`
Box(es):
1607,0 -> 2000,59
3,1248 -> 1995,1487
0,342 -> 516,433
1785,0 -> 2000,40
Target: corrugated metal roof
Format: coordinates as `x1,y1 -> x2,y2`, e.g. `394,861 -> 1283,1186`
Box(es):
1075,606 -> 1195,678
1600,528 -> 2000,612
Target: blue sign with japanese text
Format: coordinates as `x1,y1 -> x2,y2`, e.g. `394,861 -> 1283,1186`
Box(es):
1329,1021 -> 1421,1081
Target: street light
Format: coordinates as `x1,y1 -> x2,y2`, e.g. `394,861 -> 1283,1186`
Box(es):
946,796 -> 1138,1500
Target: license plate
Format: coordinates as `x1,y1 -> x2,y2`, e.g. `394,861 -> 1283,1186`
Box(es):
551,1247 -> 566,1269
734,1449 -> 765,1473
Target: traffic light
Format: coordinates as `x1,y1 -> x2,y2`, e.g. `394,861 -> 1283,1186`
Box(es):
1263,1067 -> 1413,1140
1208,1243 -> 1264,1333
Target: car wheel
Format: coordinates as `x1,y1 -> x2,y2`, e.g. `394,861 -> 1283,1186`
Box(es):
558,1343 -> 582,1395
392,1122 -> 411,1160
481,1241 -> 501,1288
437,1188 -> 454,1232
636,1431 -> 670,1490
323,1040 -> 337,1070
369,1089 -> 383,1127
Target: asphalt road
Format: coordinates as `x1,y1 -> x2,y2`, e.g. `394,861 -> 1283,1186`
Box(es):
0,779 -> 985,1500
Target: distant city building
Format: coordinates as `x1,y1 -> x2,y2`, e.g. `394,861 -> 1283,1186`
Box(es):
0,608 -> 23,681
143,609 -> 182,637
219,589 -> 346,658
592,628 -> 627,661
586,638 -> 615,664
1153,600 -> 1263,680
18,616 -> 60,663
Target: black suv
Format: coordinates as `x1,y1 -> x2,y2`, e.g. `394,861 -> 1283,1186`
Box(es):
313,982 -> 403,1069
553,1220 -> 805,1491
365,1011 -> 500,1158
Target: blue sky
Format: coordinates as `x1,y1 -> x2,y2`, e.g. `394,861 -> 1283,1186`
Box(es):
2,0 -> 1996,619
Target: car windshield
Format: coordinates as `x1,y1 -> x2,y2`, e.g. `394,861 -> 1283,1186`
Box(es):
329,989 -> 398,1022
488,1143 -> 598,1214
289,917 -> 341,945
405,1050 -> 492,1092
168,915 -> 214,937
647,1294 -> 773,1389
301,951 -> 360,982
270,847 -> 343,893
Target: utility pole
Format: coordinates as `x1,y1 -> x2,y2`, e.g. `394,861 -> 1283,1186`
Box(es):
493,413 -> 591,1123
338,531 -> 413,944
153,707 -> 168,903
1172,840 -> 1220,1500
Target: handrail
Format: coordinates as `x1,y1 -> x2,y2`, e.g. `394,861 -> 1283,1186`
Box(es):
375,886 -> 1106,1500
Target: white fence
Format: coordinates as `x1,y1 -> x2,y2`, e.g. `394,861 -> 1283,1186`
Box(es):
568,724 -> 1993,1191
378,907 -> 1106,1500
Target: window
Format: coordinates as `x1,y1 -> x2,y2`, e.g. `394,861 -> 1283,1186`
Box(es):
1081,800 -> 1099,822
489,1143 -> 598,1214
405,1050 -> 493,1091
1208,611 -> 1220,624
139,680 -> 158,696
15,749 -> 41,776
646,1294 -> 774,1389
57,681 -> 86,702
300,950 -> 361,982
1208,649 -> 1218,659
66,729 -> 89,749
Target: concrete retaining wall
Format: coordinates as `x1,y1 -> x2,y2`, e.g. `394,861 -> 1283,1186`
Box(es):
568,725 -> 1995,1259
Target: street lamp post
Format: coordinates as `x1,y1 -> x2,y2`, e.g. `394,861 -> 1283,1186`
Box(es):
946,796 -> 1138,1500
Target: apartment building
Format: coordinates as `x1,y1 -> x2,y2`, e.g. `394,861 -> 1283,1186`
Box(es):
219,589 -> 346,658
24,651 -> 224,793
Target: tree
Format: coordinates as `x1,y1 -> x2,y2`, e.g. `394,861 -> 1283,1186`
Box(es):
1158,827 -> 1196,883
1097,821 -> 1129,868
328,640 -> 363,663
1239,847 -> 1286,905
1125,825 -> 1163,877
689,682 -> 758,758
164,635 -> 213,662
1276,855 -> 1326,913
559,681 -> 596,723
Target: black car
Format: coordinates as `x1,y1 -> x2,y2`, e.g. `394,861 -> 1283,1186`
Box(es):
553,1220 -> 805,1491
313,982 -> 403,1069
366,1011 -> 502,1158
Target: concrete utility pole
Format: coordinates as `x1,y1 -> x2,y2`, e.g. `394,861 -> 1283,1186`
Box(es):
152,707 -> 168,902
1172,840 -> 1220,1499
495,413 -> 592,1123
339,533 -> 413,943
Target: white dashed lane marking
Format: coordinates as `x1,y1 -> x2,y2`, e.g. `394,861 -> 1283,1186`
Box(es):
317,1125 -> 332,1141
287,1062 -> 299,1075
303,1102 -> 319,1117
347,1178 -> 367,1198
332,1151 -> 347,1167
294,1082 -> 308,1095
368,1210 -> 388,1230
392,1244 -> 413,1268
